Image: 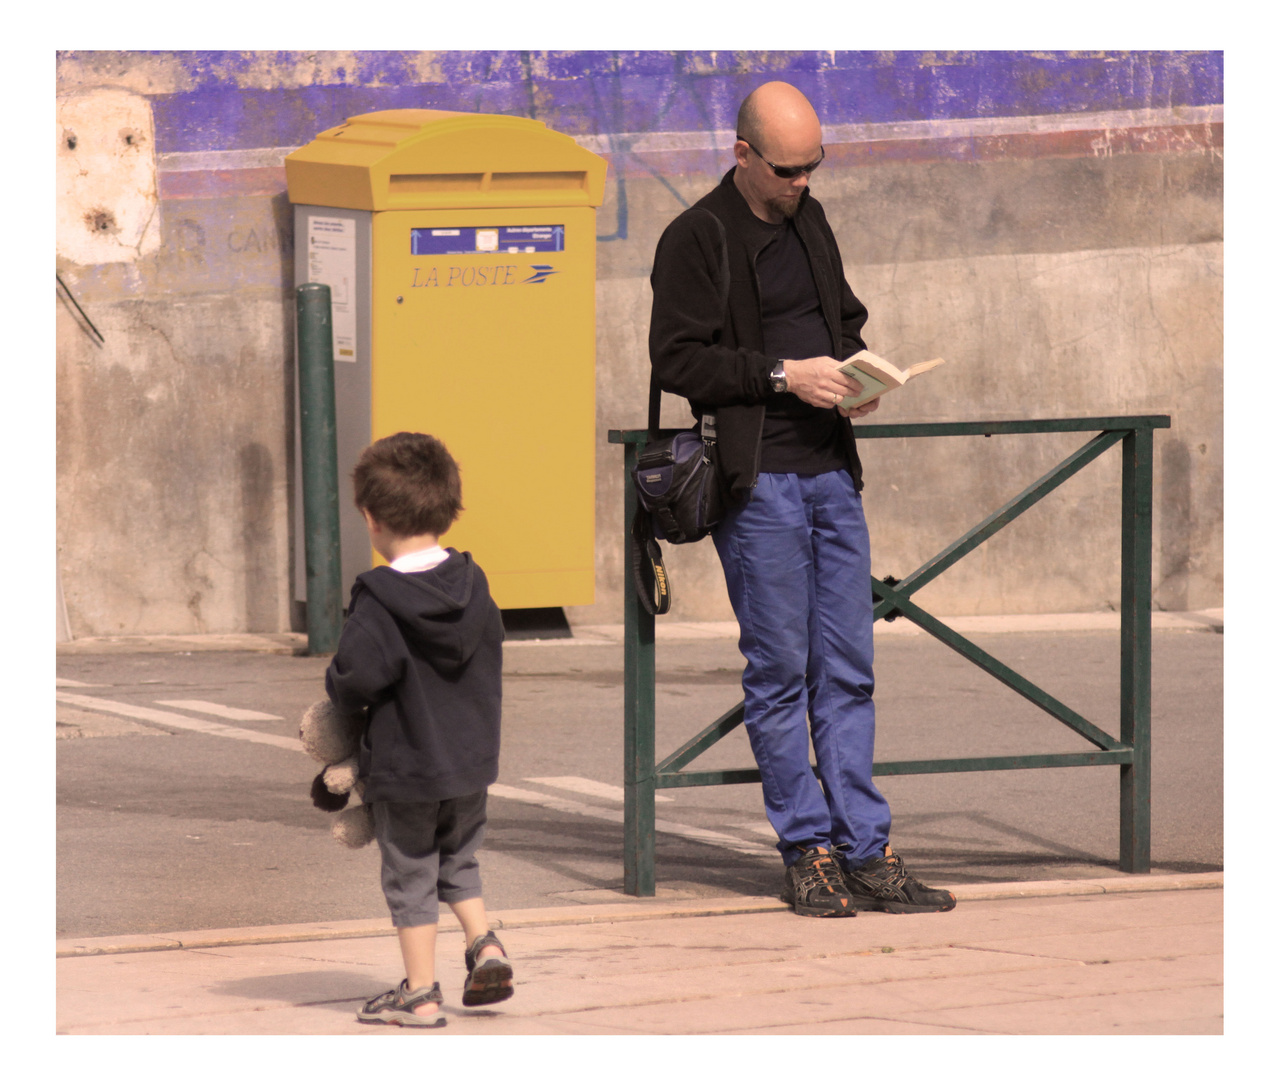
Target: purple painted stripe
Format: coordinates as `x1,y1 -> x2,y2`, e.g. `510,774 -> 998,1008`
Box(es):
142,51 -> 1222,155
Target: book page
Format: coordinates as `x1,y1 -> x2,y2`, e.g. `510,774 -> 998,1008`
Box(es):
839,365 -> 890,408
906,357 -> 946,378
839,350 -> 905,384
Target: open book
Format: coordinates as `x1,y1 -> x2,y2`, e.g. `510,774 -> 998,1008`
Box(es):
836,351 -> 946,409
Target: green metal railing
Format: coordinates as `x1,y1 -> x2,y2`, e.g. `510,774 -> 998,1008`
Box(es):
608,415 -> 1170,895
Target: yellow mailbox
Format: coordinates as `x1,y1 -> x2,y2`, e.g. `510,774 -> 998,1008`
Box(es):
286,109 -> 607,612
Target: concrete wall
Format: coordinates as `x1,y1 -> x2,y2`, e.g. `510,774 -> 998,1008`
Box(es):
55,51 -> 1223,636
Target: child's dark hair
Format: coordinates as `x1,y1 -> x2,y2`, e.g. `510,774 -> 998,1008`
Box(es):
352,432 -> 463,537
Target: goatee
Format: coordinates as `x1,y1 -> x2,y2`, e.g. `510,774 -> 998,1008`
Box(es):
768,194 -> 802,220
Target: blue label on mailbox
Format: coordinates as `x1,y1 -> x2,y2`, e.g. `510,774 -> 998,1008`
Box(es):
410,225 -> 565,255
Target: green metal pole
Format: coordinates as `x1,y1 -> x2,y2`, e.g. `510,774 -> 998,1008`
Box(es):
623,440 -> 657,896
1119,425 -> 1155,873
296,283 -> 344,656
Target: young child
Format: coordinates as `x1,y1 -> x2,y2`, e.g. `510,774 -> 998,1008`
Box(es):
325,431 -> 512,1028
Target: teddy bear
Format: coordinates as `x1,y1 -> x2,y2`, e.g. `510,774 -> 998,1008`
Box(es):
299,699 -> 375,848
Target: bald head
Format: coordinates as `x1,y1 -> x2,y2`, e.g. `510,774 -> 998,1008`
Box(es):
733,82 -> 824,223
736,81 -> 822,161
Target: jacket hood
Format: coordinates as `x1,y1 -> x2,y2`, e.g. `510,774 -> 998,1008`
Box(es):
352,551 -> 494,674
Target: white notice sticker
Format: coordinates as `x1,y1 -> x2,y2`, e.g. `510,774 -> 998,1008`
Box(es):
307,216 -> 357,362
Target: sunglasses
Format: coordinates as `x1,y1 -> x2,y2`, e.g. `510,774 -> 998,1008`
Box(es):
739,139 -> 825,179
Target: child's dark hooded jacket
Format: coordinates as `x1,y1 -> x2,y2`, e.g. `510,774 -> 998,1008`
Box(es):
324,551 -> 503,803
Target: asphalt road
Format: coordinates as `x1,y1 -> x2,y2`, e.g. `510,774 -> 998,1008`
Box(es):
56,627 -> 1222,939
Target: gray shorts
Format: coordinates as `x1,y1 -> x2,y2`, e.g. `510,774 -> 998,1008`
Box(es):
372,791 -> 487,928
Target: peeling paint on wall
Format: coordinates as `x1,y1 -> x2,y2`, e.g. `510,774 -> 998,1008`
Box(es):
57,89 -> 160,265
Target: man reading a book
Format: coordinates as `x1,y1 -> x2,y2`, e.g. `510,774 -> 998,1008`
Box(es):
647,80 -> 956,918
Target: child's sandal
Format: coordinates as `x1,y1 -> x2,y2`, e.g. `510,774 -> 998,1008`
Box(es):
356,979 -> 446,1027
462,931 -> 514,1006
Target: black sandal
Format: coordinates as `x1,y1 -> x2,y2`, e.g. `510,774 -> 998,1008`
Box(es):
462,931 -> 514,1006
356,979 -> 446,1027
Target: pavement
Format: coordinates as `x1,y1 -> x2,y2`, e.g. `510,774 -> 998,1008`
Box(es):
56,873 -> 1221,1035
55,609 -> 1227,1038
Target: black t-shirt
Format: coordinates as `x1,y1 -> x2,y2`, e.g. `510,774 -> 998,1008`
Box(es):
754,218 -> 850,475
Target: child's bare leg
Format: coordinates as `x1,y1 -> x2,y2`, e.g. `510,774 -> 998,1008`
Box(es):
397,924 -> 440,1015
449,897 -> 503,961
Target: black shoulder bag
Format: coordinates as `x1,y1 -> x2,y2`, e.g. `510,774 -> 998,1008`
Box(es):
631,210 -> 730,616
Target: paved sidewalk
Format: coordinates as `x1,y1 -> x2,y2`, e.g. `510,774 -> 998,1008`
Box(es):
56,873 -> 1221,1035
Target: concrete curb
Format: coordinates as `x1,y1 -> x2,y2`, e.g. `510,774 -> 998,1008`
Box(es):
57,871 -> 1221,958
56,632 -> 309,656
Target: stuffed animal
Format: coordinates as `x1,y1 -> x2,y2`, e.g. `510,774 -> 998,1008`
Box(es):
299,700 -> 375,848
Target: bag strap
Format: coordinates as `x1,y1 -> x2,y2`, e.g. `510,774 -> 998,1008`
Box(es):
630,508 -> 671,616
633,208 -> 730,617
647,208 -> 731,437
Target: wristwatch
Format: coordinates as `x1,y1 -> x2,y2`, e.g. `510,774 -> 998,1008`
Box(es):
769,361 -> 788,394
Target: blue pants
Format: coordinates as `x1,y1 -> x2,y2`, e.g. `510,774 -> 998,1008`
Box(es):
712,470 -> 892,868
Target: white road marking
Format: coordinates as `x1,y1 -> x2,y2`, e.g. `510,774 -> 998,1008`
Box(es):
741,821 -> 777,837
55,693 -> 302,753
56,678 -> 106,688
488,783 -> 775,858
56,695 -> 774,856
155,699 -> 283,721
525,775 -> 673,803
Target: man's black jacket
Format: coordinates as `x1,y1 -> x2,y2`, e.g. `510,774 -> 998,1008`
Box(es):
648,166 -> 870,501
